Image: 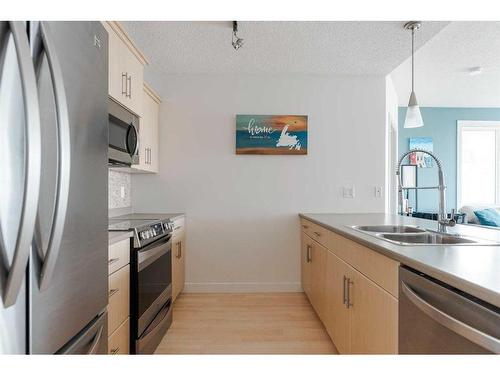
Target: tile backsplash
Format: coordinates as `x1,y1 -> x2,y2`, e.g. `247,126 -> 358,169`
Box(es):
108,170 -> 131,209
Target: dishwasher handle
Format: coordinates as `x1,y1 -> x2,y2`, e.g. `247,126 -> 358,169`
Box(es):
401,281 -> 500,353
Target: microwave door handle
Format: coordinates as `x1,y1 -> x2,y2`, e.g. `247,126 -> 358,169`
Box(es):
126,122 -> 139,156
33,22 -> 71,291
401,282 -> 500,353
1,21 -> 42,307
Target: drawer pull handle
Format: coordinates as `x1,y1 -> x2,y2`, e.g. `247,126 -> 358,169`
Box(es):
108,258 -> 120,266
108,288 -> 119,298
313,231 -> 321,237
110,347 -> 120,355
347,278 -> 354,308
176,242 -> 182,259
302,224 -> 309,229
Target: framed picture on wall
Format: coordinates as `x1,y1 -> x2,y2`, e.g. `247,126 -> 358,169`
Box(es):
235,115 -> 308,155
409,137 -> 433,168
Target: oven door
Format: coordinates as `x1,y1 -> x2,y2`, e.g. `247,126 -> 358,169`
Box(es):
136,235 -> 172,337
108,98 -> 139,166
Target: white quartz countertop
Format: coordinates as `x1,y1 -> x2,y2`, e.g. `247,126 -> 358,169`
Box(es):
299,213 -> 500,308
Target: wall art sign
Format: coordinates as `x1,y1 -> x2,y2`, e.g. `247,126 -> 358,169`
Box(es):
236,115 -> 308,155
409,137 -> 433,168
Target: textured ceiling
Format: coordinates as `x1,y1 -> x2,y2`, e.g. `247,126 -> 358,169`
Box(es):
122,21 -> 448,79
391,22 -> 500,107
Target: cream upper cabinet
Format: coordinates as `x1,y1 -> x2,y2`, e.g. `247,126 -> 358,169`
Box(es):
102,21 -> 147,117
132,84 -> 160,173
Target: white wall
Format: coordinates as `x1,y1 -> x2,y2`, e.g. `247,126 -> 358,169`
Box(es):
385,75 -> 399,214
132,74 -> 387,292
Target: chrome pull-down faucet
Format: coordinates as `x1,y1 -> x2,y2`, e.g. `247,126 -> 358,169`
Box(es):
396,149 -> 456,233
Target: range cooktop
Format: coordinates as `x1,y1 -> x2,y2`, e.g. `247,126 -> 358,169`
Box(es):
108,219 -> 162,232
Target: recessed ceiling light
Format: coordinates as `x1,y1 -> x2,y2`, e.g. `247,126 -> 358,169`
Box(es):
469,67 -> 482,76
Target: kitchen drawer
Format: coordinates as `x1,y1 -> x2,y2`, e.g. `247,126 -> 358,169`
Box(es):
108,318 -> 130,355
108,265 -> 130,335
108,238 -> 130,275
300,219 -> 329,247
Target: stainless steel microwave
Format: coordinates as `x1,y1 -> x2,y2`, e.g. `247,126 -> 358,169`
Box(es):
108,98 -> 140,166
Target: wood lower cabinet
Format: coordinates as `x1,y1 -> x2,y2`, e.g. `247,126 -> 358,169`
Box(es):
349,269 -> 398,354
107,238 -> 131,354
325,250 -> 351,354
172,216 -> 186,302
301,218 -> 399,354
108,318 -> 130,355
300,234 -> 312,299
301,233 -> 326,320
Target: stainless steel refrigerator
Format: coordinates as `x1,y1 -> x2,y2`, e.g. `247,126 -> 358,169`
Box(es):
0,21 -> 109,354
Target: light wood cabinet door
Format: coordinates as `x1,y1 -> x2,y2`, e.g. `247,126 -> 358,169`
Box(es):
108,318 -> 130,355
172,238 -> 185,301
349,268 -> 398,354
300,233 -> 313,301
325,250 -> 351,353
108,265 -> 130,335
310,241 -> 327,321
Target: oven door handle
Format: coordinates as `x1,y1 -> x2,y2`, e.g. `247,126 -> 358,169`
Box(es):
137,299 -> 172,351
138,239 -> 171,271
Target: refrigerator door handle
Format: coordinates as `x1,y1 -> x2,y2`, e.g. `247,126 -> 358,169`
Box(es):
33,22 -> 71,291
0,21 -> 42,307
86,325 -> 104,355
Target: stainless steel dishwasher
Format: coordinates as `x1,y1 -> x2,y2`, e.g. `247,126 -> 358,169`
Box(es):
399,266 -> 500,354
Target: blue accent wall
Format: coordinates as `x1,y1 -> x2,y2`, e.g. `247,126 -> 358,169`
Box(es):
398,107 -> 500,213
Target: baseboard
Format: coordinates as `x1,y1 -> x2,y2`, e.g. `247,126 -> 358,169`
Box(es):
184,282 -> 302,293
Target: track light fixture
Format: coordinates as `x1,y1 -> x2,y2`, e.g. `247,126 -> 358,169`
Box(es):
232,21 -> 244,51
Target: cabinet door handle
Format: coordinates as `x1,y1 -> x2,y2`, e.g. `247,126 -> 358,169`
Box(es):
347,278 -> 354,308
110,347 -> 120,355
306,244 -> 312,263
108,258 -> 120,266
127,75 -> 132,98
147,148 -> 150,164
108,288 -> 119,298
121,73 -> 127,95
343,275 -> 347,306
176,242 -> 182,259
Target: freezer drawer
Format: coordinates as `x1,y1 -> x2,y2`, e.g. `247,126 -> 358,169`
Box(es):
57,312 -> 108,354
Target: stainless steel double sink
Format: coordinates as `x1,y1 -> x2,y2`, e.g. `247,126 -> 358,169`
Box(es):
350,225 -> 498,246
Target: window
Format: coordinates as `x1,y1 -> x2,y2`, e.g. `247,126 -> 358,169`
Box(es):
457,121 -> 500,208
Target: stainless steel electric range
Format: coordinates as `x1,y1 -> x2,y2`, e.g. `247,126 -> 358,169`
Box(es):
109,215 -> 175,354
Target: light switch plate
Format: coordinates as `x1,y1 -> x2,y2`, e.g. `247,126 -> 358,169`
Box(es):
375,186 -> 383,198
343,186 -> 355,199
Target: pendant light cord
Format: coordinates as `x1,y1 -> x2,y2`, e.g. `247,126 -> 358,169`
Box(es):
411,27 -> 415,92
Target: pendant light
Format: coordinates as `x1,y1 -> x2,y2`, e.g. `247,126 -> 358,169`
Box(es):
404,21 -> 424,128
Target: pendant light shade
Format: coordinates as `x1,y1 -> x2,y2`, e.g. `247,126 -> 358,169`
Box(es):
404,91 -> 424,128
403,21 -> 424,129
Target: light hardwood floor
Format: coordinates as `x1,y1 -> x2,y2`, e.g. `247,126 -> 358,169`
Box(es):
155,292 -> 337,354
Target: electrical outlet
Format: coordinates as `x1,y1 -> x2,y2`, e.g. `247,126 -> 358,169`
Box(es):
343,186 -> 355,199
375,186 -> 383,198
120,186 -> 125,199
